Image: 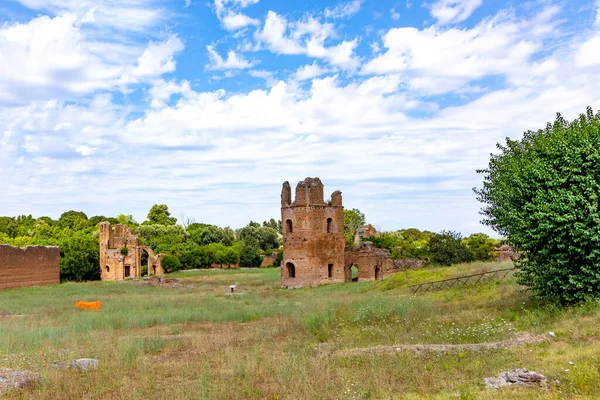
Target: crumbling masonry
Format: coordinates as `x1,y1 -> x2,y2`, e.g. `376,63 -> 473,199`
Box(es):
281,177 -> 409,288
99,222 -> 165,281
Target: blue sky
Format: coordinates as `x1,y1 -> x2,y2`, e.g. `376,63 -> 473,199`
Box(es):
1,0 -> 599,235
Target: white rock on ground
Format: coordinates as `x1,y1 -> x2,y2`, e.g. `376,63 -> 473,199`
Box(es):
70,358 -> 99,371
484,368 -> 547,389
0,368 -> 39,395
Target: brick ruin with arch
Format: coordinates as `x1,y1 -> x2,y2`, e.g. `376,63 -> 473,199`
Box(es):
281,177 -> 413,288
99,222 -> 165,281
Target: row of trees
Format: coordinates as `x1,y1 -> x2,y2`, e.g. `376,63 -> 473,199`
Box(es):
0,202 -> 503,279
0,206 -> 283,280
363,229 -> 501,265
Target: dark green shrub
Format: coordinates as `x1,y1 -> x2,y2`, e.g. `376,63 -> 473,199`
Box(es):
429,230 -> 473,266
475,107 -> 600,303
161,255 -> 181,273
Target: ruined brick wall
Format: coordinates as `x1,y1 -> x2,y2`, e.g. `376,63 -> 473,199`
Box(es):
281,178 -> 346,287
344,243 -> 397,281
260,254 -> 277,268
354,224 -> 379,244
494,245 -> 519,262
99,222 -> 165,281
0,245 -> 60,290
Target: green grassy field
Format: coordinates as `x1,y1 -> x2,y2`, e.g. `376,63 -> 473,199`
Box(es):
1,262 -> 600,399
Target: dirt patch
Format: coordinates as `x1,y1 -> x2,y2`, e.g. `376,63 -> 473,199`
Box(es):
0,313 -> 25,319
320,332 -> 548,357
130,277 -> 192,288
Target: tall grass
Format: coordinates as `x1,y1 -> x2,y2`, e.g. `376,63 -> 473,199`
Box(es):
1,263 -> 600,399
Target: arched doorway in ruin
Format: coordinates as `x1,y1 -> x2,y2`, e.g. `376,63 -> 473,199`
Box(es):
140,248 -> 150,276
375,265 -> 381,281
286,262 -> 296,278
345,265 -> 359,282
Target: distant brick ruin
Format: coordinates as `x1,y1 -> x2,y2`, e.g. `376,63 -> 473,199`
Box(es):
494,244 -> 520,262
354,224 -> 379,244
99,222 -> 165,281
281,177 -> 415,288
0,245 -> 60,290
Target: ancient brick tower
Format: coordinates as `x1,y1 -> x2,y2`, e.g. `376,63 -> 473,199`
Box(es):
280,177 -> 346,287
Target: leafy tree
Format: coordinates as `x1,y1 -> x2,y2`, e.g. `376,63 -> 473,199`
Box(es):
429,230 -> 473,266
262,218 -> 281,233
343,208 -> 366,244
180,244 -> 208,269
187,222 -> 213,232
116,214 -> 138,227
475,107 -> 600,303
145,204 -> 177,226
59,231 -> 100,281
215,247 -> 239,266
0,217 -> 17,238
239,243 -> 263,268
221,227 -> 236,246
273,249 -> 283,267
197,226 -> 223,245
161,255 -> 181,273
463,233 -> 499,261
58,211 -> 88,230
134,224 -> 188,254
88,215 -> 118,227
15,215 -> 36,237
237,223 -> 281,251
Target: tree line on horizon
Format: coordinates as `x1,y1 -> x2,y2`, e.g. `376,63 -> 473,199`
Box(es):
0,204 -> 502,281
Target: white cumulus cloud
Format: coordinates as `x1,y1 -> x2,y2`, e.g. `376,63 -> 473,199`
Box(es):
429,0 -> 483,25
205,45 -> 258,70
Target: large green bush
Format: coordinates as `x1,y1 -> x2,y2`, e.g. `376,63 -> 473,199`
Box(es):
59,231 -> 100,281
429,231 -> 473,266
475,107 -> 600,303
161,255 -> 181,273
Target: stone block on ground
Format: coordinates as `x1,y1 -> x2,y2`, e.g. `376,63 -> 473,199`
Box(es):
70,358 -> 99,371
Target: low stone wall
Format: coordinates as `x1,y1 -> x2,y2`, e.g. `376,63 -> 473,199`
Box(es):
0,245 -> 60,290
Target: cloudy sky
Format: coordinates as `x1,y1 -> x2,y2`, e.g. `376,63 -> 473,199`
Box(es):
1,0 -> 599,235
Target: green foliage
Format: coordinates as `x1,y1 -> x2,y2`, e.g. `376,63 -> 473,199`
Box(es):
364,229 -> 432,260
145,204 -> 177,226
58,210 -> 88,230
462,233 -> 499,261
215,246 -> 239,266
343,208 -> 366,244
120,246 -> 129,256
262,218 -> 281,233
161,255 -> 181,273
117,214 -> 138,227
0,217 -> 18,238
429,230 -> 473,266
236,223 -> 281,251
475,107 -> 600,303
273,249 -> 283,267
59,231 -> 100,282
239,243 -> 263,268
134,224 -> 188,255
